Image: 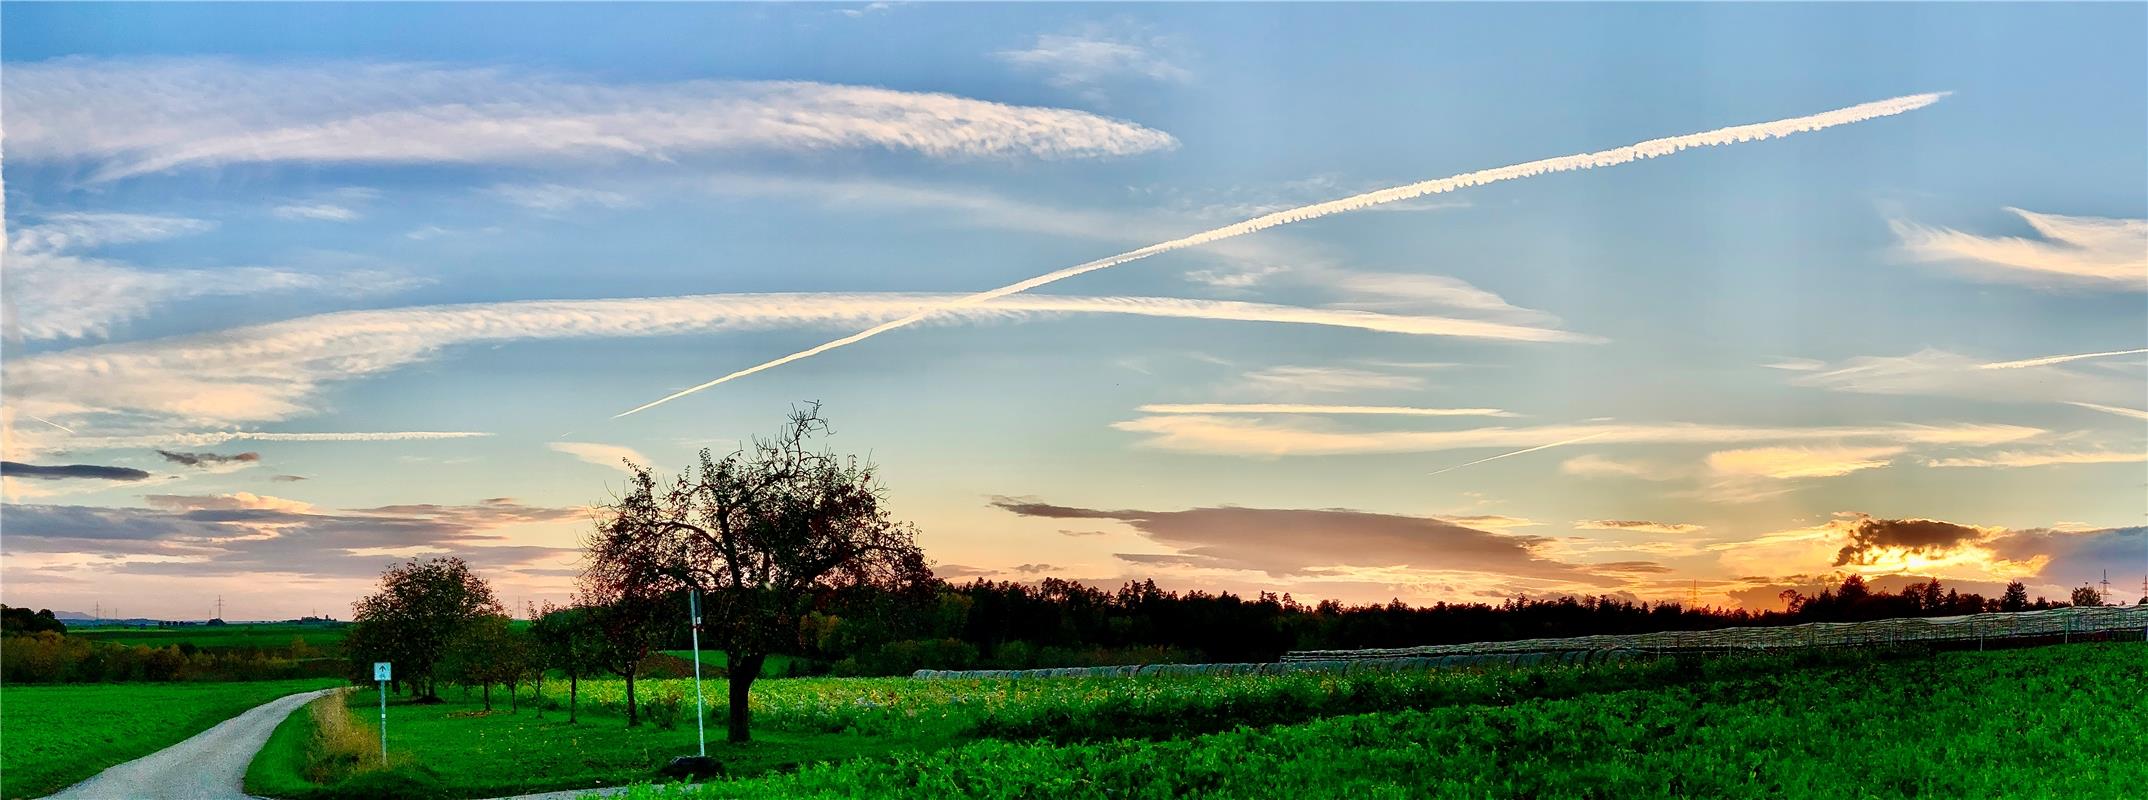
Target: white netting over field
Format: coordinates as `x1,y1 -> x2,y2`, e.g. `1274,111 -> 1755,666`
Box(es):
1285,605 -> 2148,662
910,606 -> 2148,680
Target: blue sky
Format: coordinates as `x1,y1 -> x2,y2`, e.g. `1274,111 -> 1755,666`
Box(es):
3,3 -> 2143,620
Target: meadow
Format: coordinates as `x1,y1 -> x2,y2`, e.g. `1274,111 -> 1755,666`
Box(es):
244,641 -> 2147,799
71,623 -> 348,653
0,677 -> 343,799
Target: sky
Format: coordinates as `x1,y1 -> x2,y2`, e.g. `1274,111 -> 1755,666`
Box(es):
2,3 -> 2144,622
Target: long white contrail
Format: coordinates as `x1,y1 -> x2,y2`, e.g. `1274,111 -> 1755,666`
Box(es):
1979,347 -> 2148,370
615,92 -> 1949,418
1426,432 -> 1611,477
2066,401 -> 2148,421
1139,403 -> 1517,417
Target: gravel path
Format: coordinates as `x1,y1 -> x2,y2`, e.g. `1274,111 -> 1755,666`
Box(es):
39,687 -> 653,800
43,688 -> 339,800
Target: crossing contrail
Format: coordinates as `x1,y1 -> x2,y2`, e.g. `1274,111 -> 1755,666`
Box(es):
1426,432 -> 1611,477
615,92 -> 1949,418
1978,347 -> 2148,370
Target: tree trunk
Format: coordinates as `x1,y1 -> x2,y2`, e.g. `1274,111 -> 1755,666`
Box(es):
509,678 -> 519,713
482,682 -> 492,711
623,667 -> 640,727
727,652 -> 765,743
569,673 -> 579,723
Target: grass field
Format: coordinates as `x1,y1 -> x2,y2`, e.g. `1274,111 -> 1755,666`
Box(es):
656,651 -> 801,679
619,641 -> 2148,798
0,678 -> 343,799
72,623 -> 349,653
243,642 -> 2147,799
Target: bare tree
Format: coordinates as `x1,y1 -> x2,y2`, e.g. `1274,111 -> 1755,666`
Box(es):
585,404 -> 929,742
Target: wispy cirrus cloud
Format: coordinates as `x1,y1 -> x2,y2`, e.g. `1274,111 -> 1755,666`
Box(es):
547,442 -> 649,472
1139,403 -> 1516,418
995,24 -> 1192,103
1892,207 -> 2147,290
1574,520 -> 1705,534
1705,445 -> 1905,479
618,92 -> 1946,416
3,58 -> 1178,182
0,462 -> 153,481
1924,449 -> 2145,469
1787,348 -> 2140,406
3,212 -> 420,341
1559,454 -> 1672,480
485,183 -> 638,213
4,292 -> 1584,455
1110,415 -> 2039,458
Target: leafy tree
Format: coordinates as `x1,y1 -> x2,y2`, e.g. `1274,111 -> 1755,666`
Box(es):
2000,581 -> 2030,612
442,614 -> 520,710
584,590 -> 667,728
586,404 -> 929,742
2070,585 -> 2104,608
349,557 -> 502,701
531,602 -> 608,723
0,606 -> 67,635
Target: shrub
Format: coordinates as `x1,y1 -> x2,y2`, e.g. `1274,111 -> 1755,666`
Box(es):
642,684 -> 686,730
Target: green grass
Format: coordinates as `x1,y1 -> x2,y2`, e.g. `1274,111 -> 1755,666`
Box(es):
656,651 -> 800,678
248,684 -> 955,799
618,641 -> 2148,799
72,623 -> 348,653
0,677 -> 343,799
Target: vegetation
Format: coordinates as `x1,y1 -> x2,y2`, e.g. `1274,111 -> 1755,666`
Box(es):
346,556 -> 505,699
0,678 -> 340,799
586,404 -> 929,741
69,622 -> 349,653
612,642 -> 2148,799
659,650 -> 800,679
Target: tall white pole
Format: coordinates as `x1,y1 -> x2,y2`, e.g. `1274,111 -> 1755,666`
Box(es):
379,680 -> 388,765
690,590 -> 706,757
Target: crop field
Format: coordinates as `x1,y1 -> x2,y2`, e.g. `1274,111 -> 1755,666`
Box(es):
614,641 -> 2148,799
0,678 -> 343,799
71,623 -> 349,653
657,650 -> 802,678
247,641 -> 2145,799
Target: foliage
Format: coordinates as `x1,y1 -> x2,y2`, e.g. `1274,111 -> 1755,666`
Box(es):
0,605 -> 67,634
71,622 -> 348,653
347,557 -> 503,700
617,642 -> 2148,799
584,404 -> 929,741
532,603 -> 610,722
0,678 -> 340,799
0,630 -> 344,684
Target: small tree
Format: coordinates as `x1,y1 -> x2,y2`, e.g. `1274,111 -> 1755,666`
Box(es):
2070,585 -> 2104,608
349,557 -> 503,701
531,602 -> 608,723
586,404 -> 930,742
443,614 -> 517,711
578,582 -> 666,728
2000,581 -> 2029,613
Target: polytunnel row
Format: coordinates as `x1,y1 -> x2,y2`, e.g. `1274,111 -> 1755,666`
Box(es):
1283,604 -> 2148,662
910,648 -> 1649,680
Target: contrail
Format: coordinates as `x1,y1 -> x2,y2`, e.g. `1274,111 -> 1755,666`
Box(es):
615,92 -> 1949,417
2067,401 -> 2148,421
26,414 -> 76,434
1979,347 -> 2148,370
1426,432 -> 1611,477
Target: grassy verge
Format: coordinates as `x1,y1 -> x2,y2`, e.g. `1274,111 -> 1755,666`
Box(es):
0,677 -> 343,799
656,651 -> 800,679
619,641 -> 2148,798
246,683 -> 956,799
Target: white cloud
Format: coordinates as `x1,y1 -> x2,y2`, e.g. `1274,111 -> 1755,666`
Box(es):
3,212 -> 418,340
3,292 -> 1581,455
1705,445 -> 1905,479
485,183 -> 637,213
1788,348 -> 2140,406
1892,208 -> 2147,290
3,58 -> 1179,181
1574,520 -> 1706,534
1762,357 -> 1828,372
1559,454 -> 1668,480
270,203 -> 359,222
995,25 -> 1191,102
1237,366 -> 1427,395
547,442 -> 650,471
1139,403 -> 1516,418
1924,450 -> 2145,469
1110,415 -> 2036,458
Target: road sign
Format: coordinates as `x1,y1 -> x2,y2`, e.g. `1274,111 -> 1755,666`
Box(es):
374,662 -> 392,681
373,662 -> 391,764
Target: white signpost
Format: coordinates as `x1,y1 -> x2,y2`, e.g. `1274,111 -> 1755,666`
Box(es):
373,662 -> 391,764
689,590 -> 706,758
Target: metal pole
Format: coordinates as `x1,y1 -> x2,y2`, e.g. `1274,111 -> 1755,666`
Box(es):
379,680 -> 388,765
691,589 -> 706,758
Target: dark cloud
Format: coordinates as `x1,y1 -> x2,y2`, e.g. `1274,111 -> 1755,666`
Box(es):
1,461 -> 152,481
995,497 -> 1650,586
270,475 -> 309,482
1833,516 -> 1987,566
1009,563 -> 1060,574
1,497 -> 581,578
154,450 -> 261,468
1984,526 -> 2147,588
